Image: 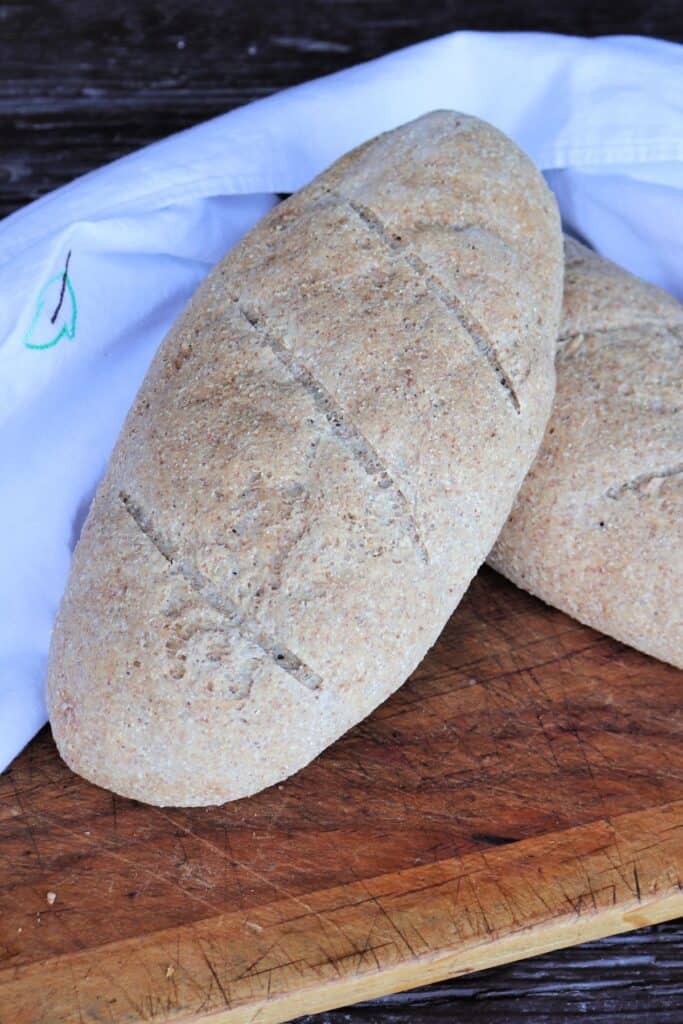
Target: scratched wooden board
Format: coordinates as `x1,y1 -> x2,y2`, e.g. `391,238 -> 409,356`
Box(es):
1,567 -> 682,1024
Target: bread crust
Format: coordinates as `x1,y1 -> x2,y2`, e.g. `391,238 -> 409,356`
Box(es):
47,111 -> 563,805
490,238 -> 683,668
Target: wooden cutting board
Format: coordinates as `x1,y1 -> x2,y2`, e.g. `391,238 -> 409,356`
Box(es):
1,567 -> 682,1024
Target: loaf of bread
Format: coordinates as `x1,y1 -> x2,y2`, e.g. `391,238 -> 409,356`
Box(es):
490,238 -> 682,667
47,111 -> 563,805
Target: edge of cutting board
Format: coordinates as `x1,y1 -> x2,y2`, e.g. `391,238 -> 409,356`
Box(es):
214,894 -> 682,1024
2,797 -> 682,1024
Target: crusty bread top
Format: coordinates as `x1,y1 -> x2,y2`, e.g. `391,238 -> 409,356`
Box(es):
490,238 -> 683,667
47,112 -> 563,805
562,238 -> 682,339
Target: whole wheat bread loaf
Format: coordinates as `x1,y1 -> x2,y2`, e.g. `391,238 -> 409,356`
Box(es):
47,111 -> 563,805
490,238 -> 682,667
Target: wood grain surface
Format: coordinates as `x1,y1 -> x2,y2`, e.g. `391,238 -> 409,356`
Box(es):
1,3 -> 682,1020
1,569 -> 682,1023
0,0 -> 682,219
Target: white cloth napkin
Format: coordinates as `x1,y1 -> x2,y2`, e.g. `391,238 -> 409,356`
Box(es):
2,31 -> 682,772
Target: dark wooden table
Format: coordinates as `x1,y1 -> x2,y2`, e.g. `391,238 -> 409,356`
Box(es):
1,3 -> 681,1021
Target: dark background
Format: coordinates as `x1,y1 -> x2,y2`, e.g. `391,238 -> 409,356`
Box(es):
1,0 -> 683,218
2,2 -> 681,1021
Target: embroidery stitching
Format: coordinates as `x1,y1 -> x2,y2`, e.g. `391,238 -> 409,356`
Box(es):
23,250 -> 77,350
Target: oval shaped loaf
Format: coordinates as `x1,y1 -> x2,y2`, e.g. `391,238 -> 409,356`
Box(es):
47,111 -> 563,805
490,238 -> 683,667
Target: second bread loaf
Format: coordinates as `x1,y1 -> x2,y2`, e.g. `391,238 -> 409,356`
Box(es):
490,238 -> 683,667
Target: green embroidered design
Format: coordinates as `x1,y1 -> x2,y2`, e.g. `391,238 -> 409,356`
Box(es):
23,251 -> 77,350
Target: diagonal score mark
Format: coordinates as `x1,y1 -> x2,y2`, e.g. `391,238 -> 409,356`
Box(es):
558,319 -> 683,353
606,463 -> 683,501
118,491 -> 322,691
335,193 -> 521,414
234,303 -> 430,565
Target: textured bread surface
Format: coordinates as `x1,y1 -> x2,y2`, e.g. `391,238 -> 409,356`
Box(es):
490,238 -> 683,667
47,111 -> 563,805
